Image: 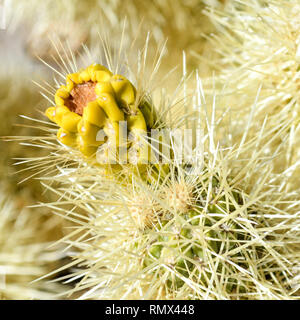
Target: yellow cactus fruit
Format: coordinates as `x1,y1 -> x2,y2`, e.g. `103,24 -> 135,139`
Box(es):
45,63 -> 151,164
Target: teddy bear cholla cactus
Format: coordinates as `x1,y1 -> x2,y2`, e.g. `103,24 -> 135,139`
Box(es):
33,109 -> 299,299
19,39 -> 300,300
200,0 -> 300,190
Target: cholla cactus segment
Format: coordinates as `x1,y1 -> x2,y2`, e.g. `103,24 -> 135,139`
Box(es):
203,0 -> 300,112
200,0 -> 300,189
33,123 -> 300,299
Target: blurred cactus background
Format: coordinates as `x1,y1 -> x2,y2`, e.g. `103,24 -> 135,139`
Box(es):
0,0 -> 299,300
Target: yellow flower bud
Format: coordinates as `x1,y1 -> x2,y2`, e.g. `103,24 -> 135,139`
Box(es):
45,63 -> 156,165
82,101 -> 106,127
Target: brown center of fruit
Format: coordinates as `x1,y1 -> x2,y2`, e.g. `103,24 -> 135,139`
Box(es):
64,81 -> 97,116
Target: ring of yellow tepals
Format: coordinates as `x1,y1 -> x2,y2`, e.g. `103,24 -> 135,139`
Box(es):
45,63 -> 151,163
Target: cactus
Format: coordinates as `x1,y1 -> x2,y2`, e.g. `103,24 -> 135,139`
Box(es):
201,0 -> 300,191
15,41 -> 298,300
139,177 -> 242,291
4,0 -> 298,297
